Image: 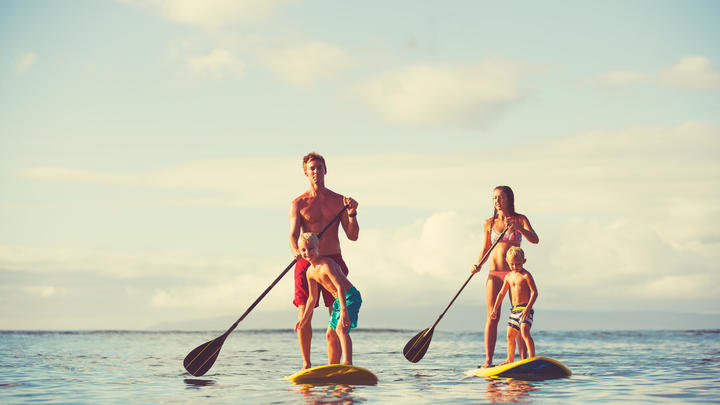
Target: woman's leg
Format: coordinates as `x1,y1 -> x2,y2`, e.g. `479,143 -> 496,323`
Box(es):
482,276 -> 503,367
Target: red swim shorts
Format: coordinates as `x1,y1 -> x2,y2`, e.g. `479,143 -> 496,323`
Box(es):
293,253 -> 349,308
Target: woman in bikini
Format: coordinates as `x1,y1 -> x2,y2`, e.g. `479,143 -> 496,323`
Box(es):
471,186 -> 539,368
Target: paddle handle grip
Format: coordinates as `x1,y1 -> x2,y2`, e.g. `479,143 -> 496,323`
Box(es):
429,227 -> 508,330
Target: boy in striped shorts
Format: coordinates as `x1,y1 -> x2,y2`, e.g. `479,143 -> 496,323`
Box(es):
489,246 -> 539,365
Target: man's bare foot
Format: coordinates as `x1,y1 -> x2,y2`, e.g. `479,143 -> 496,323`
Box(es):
498,360 -> 514,366
301,363 -> 311,370
479,360 -> 493,368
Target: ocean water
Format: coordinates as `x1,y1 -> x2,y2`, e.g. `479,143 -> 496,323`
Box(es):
1,329 -> 718,404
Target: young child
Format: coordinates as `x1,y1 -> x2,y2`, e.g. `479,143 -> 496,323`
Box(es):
294,232 -> 362,368
490,246 -> 538,365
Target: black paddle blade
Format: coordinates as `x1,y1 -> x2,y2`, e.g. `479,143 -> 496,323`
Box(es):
403,328 -> 434,363
183,334 -> 228,377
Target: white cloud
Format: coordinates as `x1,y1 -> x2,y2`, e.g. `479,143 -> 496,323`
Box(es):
542,218 -> 720,309
261,41 -> 352,87
18,157 -> 301,207
187,48 -> 245,78
0,244 -> 251,279
11,122 -> 719,314
657,55 -> 720,89
149,273 -> 289,311
122,0 -> 290,29
17,122 -> 720,215
14,52 -> 37,74
26,285 -> 68,298
350,58 -> 529,127
587,70 -> 647,86
589,55 -> 720,90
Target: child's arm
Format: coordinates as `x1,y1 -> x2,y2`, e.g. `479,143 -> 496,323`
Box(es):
521,272 -> 539,321
294,276 -> 319,331
490,278 -> 510,319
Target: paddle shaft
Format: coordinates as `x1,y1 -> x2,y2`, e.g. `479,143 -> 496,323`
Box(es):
224,204 -> 350,334
426,227 -> 508,332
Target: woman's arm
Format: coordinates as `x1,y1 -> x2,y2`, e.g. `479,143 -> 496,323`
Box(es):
516,214 -> 539,244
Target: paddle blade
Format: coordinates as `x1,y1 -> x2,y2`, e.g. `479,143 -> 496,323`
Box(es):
403,328 -> 434,363
183,334 -> 228,377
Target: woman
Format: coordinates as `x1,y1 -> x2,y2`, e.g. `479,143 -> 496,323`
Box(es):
471,186 -> 538,368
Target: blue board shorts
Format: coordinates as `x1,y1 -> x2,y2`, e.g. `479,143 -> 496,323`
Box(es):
329,287 -> 362,331
508,304 -> 534,331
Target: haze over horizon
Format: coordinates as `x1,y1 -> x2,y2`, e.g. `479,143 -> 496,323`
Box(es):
1,1 -> 719,330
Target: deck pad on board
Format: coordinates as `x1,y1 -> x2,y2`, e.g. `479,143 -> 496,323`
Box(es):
286,364 -> 378,385
467,356 -> 571,380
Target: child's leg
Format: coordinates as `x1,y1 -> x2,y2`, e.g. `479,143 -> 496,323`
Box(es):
501,326 -> 518,365
335,325 -> 353,365
326,322 -> 341,364
520,323 -> 535,358
516,334 -> 527,359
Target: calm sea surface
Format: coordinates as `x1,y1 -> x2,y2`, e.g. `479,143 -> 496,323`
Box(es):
1,329 -> 718,404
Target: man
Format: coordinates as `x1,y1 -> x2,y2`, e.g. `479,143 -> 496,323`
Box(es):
289,152 -> 359,370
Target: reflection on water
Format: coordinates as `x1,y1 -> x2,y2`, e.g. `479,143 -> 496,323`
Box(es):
183,378 -> 217,388
294,384 -> 361,404
484,378 -> 539,403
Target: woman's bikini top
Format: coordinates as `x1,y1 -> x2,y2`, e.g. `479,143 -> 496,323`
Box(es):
490,222 -> 523,244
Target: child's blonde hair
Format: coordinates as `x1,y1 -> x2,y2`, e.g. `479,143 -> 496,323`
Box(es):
298,232 -> 319,248
506,246 -> 525,261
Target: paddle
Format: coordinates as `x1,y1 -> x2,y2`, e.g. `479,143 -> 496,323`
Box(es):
403,227 -> 508,363
183,204 -> 350,377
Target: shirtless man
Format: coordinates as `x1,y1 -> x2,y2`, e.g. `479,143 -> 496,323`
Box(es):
290,152 -> 359,369
295,233 -> 362,368
489,246 -> 539,365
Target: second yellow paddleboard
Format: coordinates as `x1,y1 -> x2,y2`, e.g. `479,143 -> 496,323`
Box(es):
467,356 -> 571,380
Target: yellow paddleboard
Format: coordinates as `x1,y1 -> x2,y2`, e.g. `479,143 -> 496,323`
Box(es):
467,356 -> 571,380
286,364 -> 378,385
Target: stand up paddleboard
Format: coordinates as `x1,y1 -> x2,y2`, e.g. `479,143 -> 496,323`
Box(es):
286,364 -> 378,385
467,357 -> 571,380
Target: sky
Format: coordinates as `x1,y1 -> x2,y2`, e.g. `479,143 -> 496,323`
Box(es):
1,0 -> 719,330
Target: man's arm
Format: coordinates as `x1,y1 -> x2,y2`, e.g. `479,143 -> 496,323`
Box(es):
340,196 -> 359,241
289,201 -> 302,259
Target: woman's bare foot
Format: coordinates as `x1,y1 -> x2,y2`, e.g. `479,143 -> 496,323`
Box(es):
498,360 -> 514,366
479,360 -> 493,368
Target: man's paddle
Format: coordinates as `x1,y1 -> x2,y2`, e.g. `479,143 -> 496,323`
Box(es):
403,227 -> 508,363
183,204 -> 350,377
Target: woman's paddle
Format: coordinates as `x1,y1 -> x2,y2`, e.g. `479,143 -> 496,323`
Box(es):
183,204 -> 350,377
403,227 -> 508,363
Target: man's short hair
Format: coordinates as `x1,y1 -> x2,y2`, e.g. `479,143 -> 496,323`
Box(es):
303,152 -> 326,173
